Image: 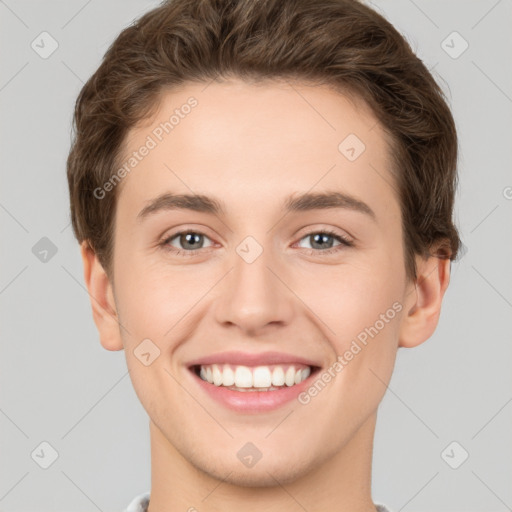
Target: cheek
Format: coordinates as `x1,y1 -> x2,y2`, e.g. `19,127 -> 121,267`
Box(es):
329,268 -> 403,394
298,257 -> 404,407
113,254 -> 174,337
114,252 -> 216,354
294,258 -> 403,344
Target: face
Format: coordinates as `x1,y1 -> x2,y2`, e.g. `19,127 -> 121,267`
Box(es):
107,78 -> 417,485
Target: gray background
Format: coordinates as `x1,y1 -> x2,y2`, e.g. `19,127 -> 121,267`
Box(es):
1,0 -> 511,511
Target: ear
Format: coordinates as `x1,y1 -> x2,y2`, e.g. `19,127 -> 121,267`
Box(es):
398,252 -> 451,348
80,241 -> 124,351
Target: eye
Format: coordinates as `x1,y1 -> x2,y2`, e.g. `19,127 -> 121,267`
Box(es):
159,228 -> 353,258
161,230 -> 214,255
296,229 -> 353,255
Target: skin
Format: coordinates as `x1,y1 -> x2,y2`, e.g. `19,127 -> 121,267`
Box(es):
81,78 -> 450,512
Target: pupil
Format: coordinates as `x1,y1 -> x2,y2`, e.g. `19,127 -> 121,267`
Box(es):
182,232 -> 202,249
178,233 -> 335,251
312,233 -> 332,249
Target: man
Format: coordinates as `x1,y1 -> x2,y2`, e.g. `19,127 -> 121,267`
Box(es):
66,0 -> 460,510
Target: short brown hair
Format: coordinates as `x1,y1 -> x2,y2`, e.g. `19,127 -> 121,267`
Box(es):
66,0 -> 461,282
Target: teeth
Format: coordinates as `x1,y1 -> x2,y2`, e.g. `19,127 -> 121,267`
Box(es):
212,364 -> 223,386
285,366 -> 295,386
223,365 -> 235,386
253,366 -> 272,387
234,366 -> 253,388
271,366 -> 285,386
197,363 -> 313,390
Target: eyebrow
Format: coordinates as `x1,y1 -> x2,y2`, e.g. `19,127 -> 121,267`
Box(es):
137,191 -> 377,222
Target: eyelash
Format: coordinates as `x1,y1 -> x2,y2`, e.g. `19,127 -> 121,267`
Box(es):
159,228 -> 354,257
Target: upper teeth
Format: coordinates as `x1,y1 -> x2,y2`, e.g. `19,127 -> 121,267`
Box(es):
199,364 -> 311,388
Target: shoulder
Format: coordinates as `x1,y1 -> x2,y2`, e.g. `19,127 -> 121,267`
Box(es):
123,491 -> 150,512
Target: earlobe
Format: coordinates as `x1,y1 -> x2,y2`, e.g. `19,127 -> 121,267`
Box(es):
398,254 -> 451,349
80,241 -> 124,351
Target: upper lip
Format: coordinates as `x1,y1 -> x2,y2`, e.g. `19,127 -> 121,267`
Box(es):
186,351 -> 321,368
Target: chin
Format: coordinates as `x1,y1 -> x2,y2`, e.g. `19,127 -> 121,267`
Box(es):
190,450 -> 314,488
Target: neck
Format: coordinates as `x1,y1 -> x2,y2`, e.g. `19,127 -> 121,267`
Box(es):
147,412 -> 378,512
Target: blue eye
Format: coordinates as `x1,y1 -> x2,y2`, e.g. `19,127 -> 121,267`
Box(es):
160,229 -> 353,257
161,231 -> 214,256
296,230 -> 353,255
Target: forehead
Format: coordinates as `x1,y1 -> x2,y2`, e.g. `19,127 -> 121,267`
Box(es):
116,78 -> 399,221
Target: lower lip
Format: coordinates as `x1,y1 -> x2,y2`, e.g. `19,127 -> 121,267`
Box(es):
188,367 -> 318,413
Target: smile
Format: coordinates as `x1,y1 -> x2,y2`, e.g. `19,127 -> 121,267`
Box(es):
186,351 -> 322,413
194,363 -> 312,391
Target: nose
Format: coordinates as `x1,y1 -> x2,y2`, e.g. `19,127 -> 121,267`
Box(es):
213,240 -> 294,335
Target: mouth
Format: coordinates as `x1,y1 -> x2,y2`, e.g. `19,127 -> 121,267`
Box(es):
186,353 -> 322,413
190,363 -> 318,391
